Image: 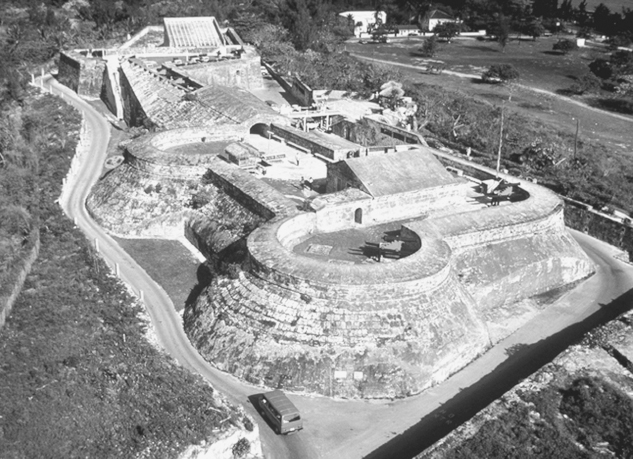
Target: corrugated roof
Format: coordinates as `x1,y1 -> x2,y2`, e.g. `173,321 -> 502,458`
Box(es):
344,148 -> 457,197
163,17 -> 225,48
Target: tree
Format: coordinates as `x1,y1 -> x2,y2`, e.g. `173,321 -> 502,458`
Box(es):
492,15 -> 511,52
553,38 -> 578,54
589,51 -> 633,81
434,22 -> 461,43
592,3 -> 614,35
559,0 -> 573,20
420,35 -> 438,57
482,64 -> 520,83
524,18 -> 545,40
575,0 -> 590,26
568,73 -> 602,94
532,0 -> 558,18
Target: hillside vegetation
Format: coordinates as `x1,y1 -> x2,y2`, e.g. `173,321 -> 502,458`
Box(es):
0,89 -> 256,459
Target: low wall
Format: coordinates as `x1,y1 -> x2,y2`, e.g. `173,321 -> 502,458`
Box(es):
262,62 -> 293,99
124,128 -> 242,179
313,182 -> 467,233
564,200 -> 633,260
204,158 -> 297,220
435,149 -> 632,262
363,117 -> 427,145
270,124 -> 358,161
171,53 -> 263,90
248,212 -> 455,307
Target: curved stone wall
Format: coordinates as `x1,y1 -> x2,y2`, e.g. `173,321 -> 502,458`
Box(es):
249,213 -> 452,305
124,126 -> 243,178
186,170 -> 595,399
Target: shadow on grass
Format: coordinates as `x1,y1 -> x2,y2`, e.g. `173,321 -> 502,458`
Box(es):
363,287 -> 633,459
542,50 -> 564,56
585,97 -> 633,116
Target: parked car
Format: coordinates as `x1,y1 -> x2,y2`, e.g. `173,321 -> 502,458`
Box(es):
257,390 -> 303,435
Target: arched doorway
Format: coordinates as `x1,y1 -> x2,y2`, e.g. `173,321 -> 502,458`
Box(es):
249,123 -> 269,137
354,208 -> 363,224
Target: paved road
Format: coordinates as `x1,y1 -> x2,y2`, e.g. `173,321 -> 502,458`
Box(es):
44,75 -> 633,459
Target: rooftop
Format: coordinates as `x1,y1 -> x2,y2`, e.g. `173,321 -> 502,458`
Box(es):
344,147 -> 458,197
163,17 -> 225,48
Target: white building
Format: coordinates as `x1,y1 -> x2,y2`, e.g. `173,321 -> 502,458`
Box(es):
339,10 -> 387,37
422,9 -> 458,32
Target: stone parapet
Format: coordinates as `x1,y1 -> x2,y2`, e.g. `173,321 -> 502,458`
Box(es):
124,127 -> 241,179
204,159 -> 298,220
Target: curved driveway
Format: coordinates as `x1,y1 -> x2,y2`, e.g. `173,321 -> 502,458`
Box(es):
44,75 -> 633,459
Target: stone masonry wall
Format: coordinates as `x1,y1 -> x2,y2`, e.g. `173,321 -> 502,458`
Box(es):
313,183 -> 467,234
57,52 -> 81,93
174,53 -> 263,90
270,124 -> 357,161
204,158 -> 297,221
57,52 -> 105,98
185,259 -> 488,398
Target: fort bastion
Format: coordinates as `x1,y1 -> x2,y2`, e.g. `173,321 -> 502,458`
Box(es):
82,16 -> 595,399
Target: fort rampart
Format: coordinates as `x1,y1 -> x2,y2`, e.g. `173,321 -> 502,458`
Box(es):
185,148 -> 595,398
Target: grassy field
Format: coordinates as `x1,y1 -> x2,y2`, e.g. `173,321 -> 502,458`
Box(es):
347,35 -> 633,161
114,237 -> 203,311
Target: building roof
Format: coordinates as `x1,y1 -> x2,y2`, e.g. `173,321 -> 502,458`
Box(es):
343,147 -> 457,197
195,85 -> 286,126
120,60 -> 286,130
429,9 -> 455,20
163,17 -> 226,48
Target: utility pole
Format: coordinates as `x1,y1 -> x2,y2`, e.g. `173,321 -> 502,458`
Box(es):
496,106 -> 504,178
496,93 -> 512,179
573,118 -> 579,160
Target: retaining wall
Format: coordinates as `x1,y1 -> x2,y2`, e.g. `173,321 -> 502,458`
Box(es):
57,52 -> 105,98
564,200 -> 633,260
270,124 -> 359,161
173,52 -> 263,90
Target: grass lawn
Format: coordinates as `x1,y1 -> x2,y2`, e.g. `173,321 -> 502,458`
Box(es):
350,35 -> 607,94
114,237 -> 202,311
348,36 -> 633,162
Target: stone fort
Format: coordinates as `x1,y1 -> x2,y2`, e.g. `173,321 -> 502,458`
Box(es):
82,17 -> 595,399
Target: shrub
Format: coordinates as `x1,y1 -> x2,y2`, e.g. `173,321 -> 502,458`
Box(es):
232,437 -> 250,458
481,64 -> 520,84
553,38 -> 578,54
420,35 -> 438,57
568,73 -> 602,94
560,377 -> 633,458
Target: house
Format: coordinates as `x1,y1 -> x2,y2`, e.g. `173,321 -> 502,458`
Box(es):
422,9 -> 458,32
339,10 -> 387,37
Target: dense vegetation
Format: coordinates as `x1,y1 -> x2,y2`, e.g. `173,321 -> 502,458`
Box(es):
441,375 -> 633,459
0,89 -> 247,459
